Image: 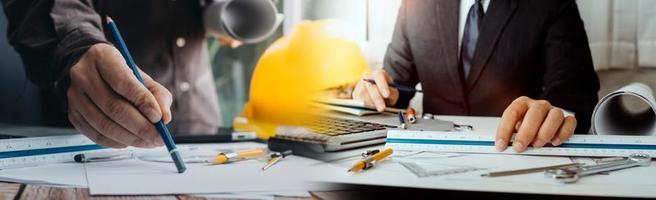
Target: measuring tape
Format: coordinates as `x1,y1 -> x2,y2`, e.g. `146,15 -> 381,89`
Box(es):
386,130 -> 656,157
0,134 -> 104,169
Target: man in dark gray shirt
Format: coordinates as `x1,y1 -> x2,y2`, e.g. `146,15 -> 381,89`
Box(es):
3,0 -> 222,148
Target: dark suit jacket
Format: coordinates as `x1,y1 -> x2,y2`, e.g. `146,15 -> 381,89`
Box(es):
384,0 -> 600,133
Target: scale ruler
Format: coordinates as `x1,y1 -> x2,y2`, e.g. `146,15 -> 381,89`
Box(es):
386,130 -> 656,157
399,161 -> 484,177
0,134 -> 104,169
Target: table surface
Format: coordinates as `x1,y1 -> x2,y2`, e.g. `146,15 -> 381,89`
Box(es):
2,182 -> 642,200
0,182 -> 324,200
1,116 -> 652,199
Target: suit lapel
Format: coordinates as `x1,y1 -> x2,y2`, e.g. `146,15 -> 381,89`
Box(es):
434,0 -> 463,97
466,0 -> 518,91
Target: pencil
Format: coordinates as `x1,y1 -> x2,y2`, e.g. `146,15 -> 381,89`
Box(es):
398,111 -> 407,129
480,163 -> 580,177
363,79 -> 422,93
105,16 -> 186,173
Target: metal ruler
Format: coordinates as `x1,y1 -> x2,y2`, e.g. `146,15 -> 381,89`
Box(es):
0,134 -> 104,169
386,130 -> 656,157
399,161 -> 484,177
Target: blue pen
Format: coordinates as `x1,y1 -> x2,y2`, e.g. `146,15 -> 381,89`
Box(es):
398,112 -> 407,129
363,79 -> 423,93
105,16 -> 186,173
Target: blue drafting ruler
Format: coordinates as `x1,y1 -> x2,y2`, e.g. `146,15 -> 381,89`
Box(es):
0,133 -> 104,169
386,130 -> 656,157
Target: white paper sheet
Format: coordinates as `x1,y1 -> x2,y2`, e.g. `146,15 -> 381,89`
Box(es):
191,190 -> 311,199
309,149 -> 656,198
0,162 -> 87,187
0,146 -> 189,187
308,115 -> 656,198
85,142 -> 336,195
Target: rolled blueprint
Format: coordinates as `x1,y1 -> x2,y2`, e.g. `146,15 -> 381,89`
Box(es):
592,82 -> 656,136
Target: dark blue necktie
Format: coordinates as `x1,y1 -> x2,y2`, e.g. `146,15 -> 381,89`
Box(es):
461,0 -> 484,80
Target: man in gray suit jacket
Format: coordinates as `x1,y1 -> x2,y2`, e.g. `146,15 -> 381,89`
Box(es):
353,0 -> 599,153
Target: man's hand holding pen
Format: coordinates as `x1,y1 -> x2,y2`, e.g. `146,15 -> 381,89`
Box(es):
352,69 -> 400,112
67,43 -> 171,148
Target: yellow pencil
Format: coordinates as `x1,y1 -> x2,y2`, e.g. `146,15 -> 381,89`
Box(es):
213,148 -> 265,164
348,148 -> 393,172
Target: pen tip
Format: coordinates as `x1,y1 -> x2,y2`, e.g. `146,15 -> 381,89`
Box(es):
73,154 -> 85,163
106,16 -> 113,23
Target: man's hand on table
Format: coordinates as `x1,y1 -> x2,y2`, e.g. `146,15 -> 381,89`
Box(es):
495,96 -> 577,153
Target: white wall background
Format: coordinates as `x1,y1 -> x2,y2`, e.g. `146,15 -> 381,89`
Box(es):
578,0 -> 656,70
287,0 -> 402,68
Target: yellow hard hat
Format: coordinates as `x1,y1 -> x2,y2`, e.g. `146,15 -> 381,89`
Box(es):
234,20 -> 369,139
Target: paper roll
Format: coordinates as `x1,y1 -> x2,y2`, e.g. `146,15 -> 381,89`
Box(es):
592,82 -> 656,136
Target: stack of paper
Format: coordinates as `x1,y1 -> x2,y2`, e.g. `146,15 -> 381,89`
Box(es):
313,98 -> 404,116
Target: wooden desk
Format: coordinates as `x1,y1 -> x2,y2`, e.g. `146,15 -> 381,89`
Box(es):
0,179 -> 640,199
0,182 -> 315,200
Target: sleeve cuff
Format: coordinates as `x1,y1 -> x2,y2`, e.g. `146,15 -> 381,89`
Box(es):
53,26 -> 108,112
562,108 -> 575,118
